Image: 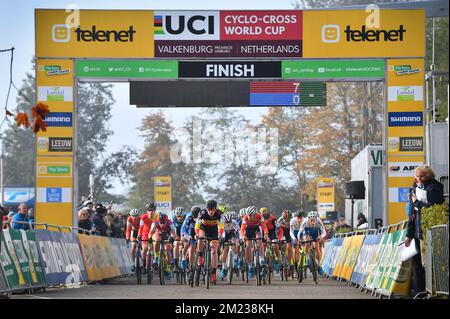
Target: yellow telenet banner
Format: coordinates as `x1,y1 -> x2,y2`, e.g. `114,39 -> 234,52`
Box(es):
35,10 -> 155,58
303,10 -> 425,58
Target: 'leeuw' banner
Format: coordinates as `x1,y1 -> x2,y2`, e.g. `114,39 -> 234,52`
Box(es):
1,230 -> 28,290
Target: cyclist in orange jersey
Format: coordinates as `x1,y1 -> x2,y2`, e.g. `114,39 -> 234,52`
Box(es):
240,206 -> 269,279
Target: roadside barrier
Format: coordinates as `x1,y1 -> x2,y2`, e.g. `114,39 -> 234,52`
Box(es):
0,221 -> 132,296
322,221 -> 414,298
425,224 -> 449,296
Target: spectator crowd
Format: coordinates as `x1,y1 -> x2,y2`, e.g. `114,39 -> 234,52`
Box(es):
1,199 -> 127,238
76,199 -> 126,237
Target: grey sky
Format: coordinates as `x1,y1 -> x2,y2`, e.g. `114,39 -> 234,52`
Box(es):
0,0 -> 298,194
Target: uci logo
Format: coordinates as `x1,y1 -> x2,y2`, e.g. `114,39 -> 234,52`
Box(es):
155,12 -> 219,40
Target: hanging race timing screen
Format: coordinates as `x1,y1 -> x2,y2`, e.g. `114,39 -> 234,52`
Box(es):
130,81 -> 326,107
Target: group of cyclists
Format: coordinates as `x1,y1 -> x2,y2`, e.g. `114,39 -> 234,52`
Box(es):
125,199 -> 328,285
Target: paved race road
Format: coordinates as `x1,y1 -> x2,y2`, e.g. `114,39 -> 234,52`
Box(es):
12,274 -> 375,299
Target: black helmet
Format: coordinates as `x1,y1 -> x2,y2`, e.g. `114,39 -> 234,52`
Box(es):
145,202 -> 157,211
191,206 -> 201,218
296,210 -> 306,218
206,199 -> 217,209
95,203 -> 106,214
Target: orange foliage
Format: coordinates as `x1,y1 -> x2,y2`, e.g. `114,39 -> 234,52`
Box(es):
32,102 -> 50,120
32,117 -> 47,133
15,112 -> 30,128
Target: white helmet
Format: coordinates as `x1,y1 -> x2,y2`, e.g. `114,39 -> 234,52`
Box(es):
307,211 -> 319,220
174,207 -> 184,217
223,212 -> 233,224
246,206 -> 257,217
130,208 -> 140,217
239,208 -> 246,217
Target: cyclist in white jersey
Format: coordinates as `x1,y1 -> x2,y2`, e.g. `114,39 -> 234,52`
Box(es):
289,211 -> 306,270
220,212 -> 241,278
298,211 -> 326,276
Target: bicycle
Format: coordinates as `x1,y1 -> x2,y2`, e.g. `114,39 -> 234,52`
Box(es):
221,240 -> 236,285
264,239 -> 277,285
132,239 -> 142,285
250,237 -> 266,286
301,238 -> 320,284
194,236 -> 217,289
298,243 -> 308,283
153,239 -> 172,285
239,240 -> 248,283
278,239 -> 290,281
174,239 -> 187,285
143,239 -> 154,284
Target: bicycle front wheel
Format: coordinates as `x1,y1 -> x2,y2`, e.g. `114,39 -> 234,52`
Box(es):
310,252 -> 318,284
205,244 -> 211,289
136,252 -> 142,285
159,247 -> 165,285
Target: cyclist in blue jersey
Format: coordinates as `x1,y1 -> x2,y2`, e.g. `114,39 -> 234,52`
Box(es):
298,211 -> 327,276
181,206 -> 201,270
170,207 -> 187,270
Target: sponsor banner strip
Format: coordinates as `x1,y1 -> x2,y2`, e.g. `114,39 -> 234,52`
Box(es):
282,59 -> 385,79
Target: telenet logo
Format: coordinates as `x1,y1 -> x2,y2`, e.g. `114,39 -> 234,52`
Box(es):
321,24 -> 406,43
51,24 -> 136,43
52,24 -> 71,42
322,25 -> 340,43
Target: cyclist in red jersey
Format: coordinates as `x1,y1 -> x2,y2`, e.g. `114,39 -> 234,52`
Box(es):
137,203 -> 157,273
126,209 -> 141,272
148,211 -> 176,280
260,207 -> 282,272
240,206 -> 269,278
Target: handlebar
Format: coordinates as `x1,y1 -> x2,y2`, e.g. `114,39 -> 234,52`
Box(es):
300,238 -> 320,245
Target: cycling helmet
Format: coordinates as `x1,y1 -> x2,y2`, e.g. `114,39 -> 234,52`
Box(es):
223,212 -> 233,224
295,210 -> 305,218
145,202 -> 156,211
129,208 -> 140,217
83,200 -> 93,208
246,206 -> 257,217
158,212 -> 167,222
175,207 -> 184,217
218,204 -> 228,213
206,199 -> 217,209
259,207 -> 269,215
191,206 -> 201,218
307,211 -> 319,220
282,210 -> 291,220
239,208 -> 246,218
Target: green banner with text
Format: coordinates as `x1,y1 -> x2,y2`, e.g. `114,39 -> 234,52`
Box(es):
282,60 -> 385,79
76,60 -> 178,78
